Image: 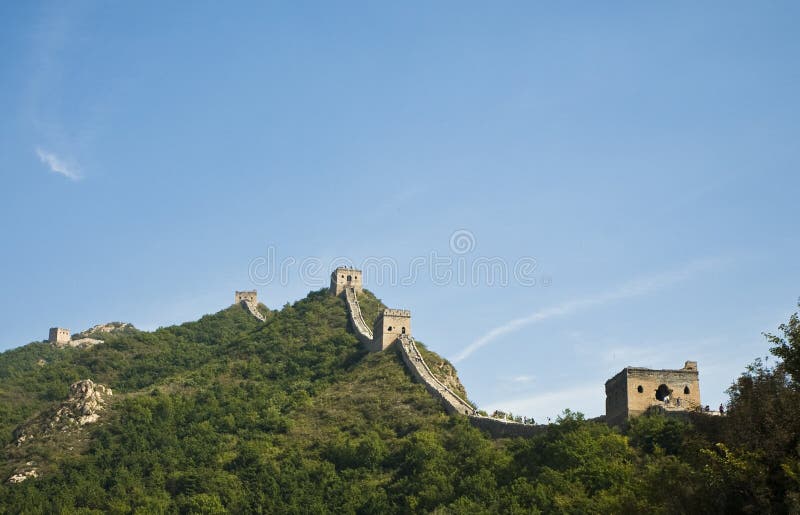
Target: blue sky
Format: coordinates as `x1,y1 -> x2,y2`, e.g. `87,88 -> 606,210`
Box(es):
1,1 -> 798,421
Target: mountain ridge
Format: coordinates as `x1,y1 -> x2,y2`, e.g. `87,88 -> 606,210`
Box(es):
2,287 -> 793,513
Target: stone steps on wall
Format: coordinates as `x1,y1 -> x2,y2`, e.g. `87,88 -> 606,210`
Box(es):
397,334 -> 475,416
242,300 -> 266,322
344,288 -> 373,343
341,287 -> 544,437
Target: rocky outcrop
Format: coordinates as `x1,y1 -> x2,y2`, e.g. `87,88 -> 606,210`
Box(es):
7,462 -> 38,484
57,322 -> 137,348
428,356 -> 469,400
53,337 -> 104,349
76,322 -> 134,337
14,380 -> 112,446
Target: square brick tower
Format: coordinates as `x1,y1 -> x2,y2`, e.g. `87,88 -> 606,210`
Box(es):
605,361 -> 701,426
370,309 -> 411,352
48,327 -> 71,345
330,267 -> 363,296
235,290 -> 258,304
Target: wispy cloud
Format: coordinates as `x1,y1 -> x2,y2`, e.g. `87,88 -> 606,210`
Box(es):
36,147 -> 80,180
453,258 -> 723,363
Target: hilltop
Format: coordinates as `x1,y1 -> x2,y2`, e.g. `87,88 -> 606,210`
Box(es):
0,289 -> 799,513
0,289 -> 504,512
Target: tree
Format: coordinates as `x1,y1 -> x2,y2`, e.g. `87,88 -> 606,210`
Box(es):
765,301 -> 800,384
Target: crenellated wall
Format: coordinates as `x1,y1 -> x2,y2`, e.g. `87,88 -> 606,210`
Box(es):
340,278 -> 547,438
396,334 -> 544,436
242,300 -> 266,322
344,287 -> 374,347
235,290 -> 266,322
467,415 -> 545,438
397,334 -> 475,416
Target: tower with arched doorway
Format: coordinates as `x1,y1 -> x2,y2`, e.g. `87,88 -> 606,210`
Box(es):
604,361 -> 701,426
370,308 -> 411,352
330,267 -> 363,296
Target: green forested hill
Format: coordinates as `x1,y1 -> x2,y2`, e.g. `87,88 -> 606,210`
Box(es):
1,291 -> 799,513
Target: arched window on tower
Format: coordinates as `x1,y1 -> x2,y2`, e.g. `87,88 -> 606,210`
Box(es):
655,384 -> 671,401
401,327 -> 406,334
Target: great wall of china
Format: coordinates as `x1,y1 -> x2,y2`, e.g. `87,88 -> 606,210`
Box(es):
344,287 -> 373,346
45,281 -> 705,434
235,290 -> 267,322
42,272 -> 704,437
333,267 -> 544,438
232,268 -> 543,437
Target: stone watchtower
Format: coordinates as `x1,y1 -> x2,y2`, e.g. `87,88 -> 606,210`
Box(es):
330,267 -> 363,296
48,327 -> 71,345
235,290 -> 258,304
370,309 -> 412,352
605,361 -> 701,426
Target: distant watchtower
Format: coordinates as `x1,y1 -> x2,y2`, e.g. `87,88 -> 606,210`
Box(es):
605,361 -> 701,426
330,267 -> 363,296
235,290 -> 258,304
370,309 -> 411,352
48,327 -> 71,345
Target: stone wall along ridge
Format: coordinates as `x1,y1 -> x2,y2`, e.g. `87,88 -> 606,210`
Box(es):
344,288 -> 373,345
397,335 -> 543,436
242,300 -> 266,322
342,285 -> 544,437
397,334 -> 476,416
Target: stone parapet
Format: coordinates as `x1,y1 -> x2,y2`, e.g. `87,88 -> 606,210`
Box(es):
397,334 -> 475,416
383,309 -> 411,318
242,300 -> 266,322
340,279 -> 546,438
344,288 -> 374,347
467,416 -> 545,438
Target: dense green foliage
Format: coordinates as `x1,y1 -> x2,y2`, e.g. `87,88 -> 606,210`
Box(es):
1,293 -> 799,513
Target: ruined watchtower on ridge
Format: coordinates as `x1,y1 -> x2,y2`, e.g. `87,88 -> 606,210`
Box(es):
330,267 -> 363,296
48,327 -> 71,345
234,290 -> 258,305
370,309 -> 412,352
605,361 -> 701,426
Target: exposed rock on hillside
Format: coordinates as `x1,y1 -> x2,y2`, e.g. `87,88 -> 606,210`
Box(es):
14,380 -> 112,446
75,322 -> 136,339
432,358 -> 469,399
416,346 -> 471,402
52,337 -> 104,349
7,462 -> 38,484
